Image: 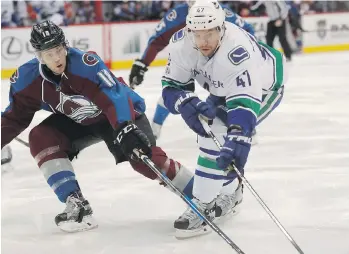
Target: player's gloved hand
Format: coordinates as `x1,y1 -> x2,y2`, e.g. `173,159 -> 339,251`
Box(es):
216,125 -> 252,172
114,121 -> 152,161
177,93 -> 216,137
129,59 -> 148,89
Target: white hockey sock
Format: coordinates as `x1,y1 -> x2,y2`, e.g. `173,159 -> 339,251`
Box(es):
193,156 -> 225,203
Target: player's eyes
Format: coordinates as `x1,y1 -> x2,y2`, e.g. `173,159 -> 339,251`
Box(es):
43,53 -> 52,58
194,32 -> 213,40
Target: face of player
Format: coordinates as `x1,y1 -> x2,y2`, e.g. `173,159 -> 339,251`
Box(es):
40,45 -> 67,74
192,28 -> 220,57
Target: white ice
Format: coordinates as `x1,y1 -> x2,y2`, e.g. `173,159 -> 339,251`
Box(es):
1,52 -> 349,254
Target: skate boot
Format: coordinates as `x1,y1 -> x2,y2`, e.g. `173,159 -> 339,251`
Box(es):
1,145 -> 12,165
174,198 -> 216,239
215,182 -> 243,222
55,191 -> 98,233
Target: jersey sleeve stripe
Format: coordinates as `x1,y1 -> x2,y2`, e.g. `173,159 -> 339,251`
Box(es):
226,94 -> 261,103
259,42 -> 284,91
226,97 -> 260,117
228,106 -> 258,119
161,77 -> 194,89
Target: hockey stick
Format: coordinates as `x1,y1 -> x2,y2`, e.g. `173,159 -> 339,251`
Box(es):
198,117 -> 305,254
132,149 -> 245,254
14,137 -> 29,147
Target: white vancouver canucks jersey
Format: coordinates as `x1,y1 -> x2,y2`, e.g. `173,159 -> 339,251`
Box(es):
162,22 -> 286,119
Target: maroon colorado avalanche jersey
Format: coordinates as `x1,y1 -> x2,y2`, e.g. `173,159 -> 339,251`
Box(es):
1,48 -> 146,148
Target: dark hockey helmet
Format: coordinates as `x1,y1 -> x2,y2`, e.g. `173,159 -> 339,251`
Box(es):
30,20 -> 66,52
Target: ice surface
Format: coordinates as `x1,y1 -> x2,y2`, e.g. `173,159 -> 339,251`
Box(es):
1,52 -> 349,254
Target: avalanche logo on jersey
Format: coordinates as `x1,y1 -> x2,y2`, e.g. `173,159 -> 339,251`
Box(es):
55,92 -> 102,123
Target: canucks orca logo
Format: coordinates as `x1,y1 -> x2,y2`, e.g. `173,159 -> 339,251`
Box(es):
228,46 -> 250,65
56,92 -> 102,123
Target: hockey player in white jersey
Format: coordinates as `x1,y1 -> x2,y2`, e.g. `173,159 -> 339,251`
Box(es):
162,0 -> 287,237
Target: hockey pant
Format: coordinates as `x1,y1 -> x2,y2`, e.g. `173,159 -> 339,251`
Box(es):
29,113 -> 194,203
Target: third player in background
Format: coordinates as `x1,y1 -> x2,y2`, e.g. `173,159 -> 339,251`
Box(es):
129,1 -> 255,139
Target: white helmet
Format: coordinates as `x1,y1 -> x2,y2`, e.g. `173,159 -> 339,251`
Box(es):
186,0 -> 225,31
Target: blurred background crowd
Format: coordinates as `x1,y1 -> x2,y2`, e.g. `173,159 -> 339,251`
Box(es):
2,0 -> 349,28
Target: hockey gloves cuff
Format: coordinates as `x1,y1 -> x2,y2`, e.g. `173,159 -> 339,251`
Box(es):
216,125 -> 252,173
129,59 -> 148,89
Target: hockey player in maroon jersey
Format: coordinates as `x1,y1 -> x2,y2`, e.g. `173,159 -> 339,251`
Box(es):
1,20 -> 195,233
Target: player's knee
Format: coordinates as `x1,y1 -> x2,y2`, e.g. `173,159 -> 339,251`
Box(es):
29,125 -> 70,166
130,146 -> 179,180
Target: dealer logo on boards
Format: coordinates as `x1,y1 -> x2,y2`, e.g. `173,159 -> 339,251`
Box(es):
317,19 -> 349,40
1,36 -> 35,61
1,36 -> 90,61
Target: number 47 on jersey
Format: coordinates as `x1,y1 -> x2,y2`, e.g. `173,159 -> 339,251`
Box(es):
236,70 -> 252,88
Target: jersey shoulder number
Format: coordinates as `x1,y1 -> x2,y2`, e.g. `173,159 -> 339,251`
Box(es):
166,9 -> 177,21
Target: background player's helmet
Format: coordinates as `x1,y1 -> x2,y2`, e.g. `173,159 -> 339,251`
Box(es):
186,0 -> 225,31
30,20 -> 66,52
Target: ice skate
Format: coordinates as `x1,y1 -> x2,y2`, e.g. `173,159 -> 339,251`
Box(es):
55,192 -> 98,233
174,198 -> 215,239
215,182 -> 243,223
1,145 -> 12,165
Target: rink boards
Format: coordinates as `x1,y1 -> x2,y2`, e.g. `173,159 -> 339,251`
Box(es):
1,12 -> 349,79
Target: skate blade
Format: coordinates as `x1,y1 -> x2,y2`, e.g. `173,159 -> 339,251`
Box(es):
58,215 -> 98,233
214,204 -> 241,224
175,224 -> 212,239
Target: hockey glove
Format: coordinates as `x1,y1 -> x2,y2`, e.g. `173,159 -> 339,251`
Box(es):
129,59 -> 148,89
216,125 -> 252,172
114,121 -> 152,161
177,93 -> 216,137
